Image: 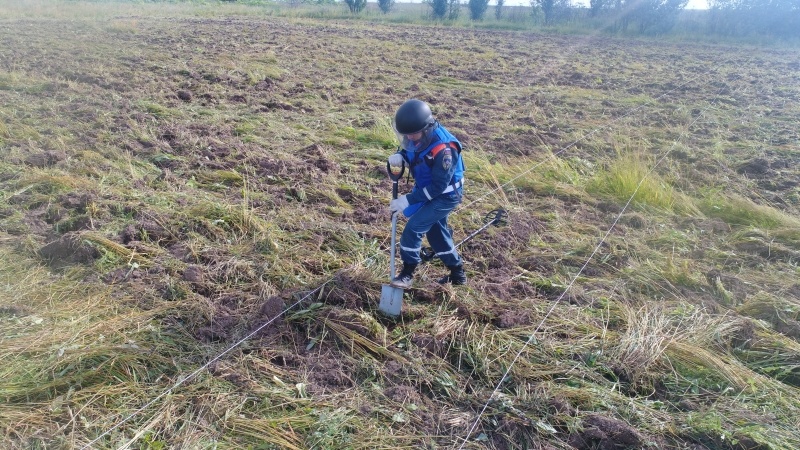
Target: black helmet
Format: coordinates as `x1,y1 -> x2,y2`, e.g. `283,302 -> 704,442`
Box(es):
394,99 -> 435,135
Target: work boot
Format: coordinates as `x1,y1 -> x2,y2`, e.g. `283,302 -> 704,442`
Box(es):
438,264 -> 467,286
391,263 -> 417,289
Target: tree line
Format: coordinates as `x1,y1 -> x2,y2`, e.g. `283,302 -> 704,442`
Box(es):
333,0 -> 799,38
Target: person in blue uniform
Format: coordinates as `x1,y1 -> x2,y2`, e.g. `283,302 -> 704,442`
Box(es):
388,99 -> 467,288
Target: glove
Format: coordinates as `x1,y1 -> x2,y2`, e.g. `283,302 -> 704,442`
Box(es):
388,153 -> 404,167
389,195 -> 410,214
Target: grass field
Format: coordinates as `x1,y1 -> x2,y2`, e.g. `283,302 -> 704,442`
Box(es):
1,1 -> 800,449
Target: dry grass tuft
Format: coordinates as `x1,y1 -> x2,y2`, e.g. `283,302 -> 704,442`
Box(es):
607,303 -> 678,383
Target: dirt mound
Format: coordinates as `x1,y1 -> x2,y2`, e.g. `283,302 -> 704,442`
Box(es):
37,233 -> 99,268
736,157 -> 772,178
568,414 -> 643,449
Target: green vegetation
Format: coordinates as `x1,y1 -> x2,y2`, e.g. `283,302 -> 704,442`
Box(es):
699,192 -> 800,229
2,0 -> 798,40
0,1 -> 799,449
587,150 -> 698,214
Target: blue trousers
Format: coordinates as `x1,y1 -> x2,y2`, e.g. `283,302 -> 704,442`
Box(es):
399,194 -> 462,267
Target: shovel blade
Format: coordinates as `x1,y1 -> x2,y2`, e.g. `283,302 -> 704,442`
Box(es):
379,284 -> 404,317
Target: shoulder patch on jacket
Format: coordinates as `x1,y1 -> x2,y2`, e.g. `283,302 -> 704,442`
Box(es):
429,143 -> 448,158
442,148 -> 453,170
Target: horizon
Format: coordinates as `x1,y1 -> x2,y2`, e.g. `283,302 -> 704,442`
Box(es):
397,0 -> 710,10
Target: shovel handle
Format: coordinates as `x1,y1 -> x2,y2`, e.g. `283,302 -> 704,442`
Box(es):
387,159 -> 406,187
387,160 -> 405,281
390,212 -> 398,281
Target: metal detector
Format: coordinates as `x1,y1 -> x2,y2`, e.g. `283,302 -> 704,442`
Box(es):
379,160 -> 406,317
420,208 -> 508,263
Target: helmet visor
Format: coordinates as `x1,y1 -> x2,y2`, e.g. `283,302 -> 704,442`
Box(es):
393,120 -> 432,151
393,120 -> 413,150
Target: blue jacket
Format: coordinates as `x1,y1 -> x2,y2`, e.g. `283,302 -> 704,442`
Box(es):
398,123 -> 465,216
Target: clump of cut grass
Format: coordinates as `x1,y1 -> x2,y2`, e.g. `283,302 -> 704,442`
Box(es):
224,415 -> 312,449
698,192 -> 800,229
770,227 -> 800,249
186,200 -> 272,241
727,227 -> 800,261
525,154 -> 591,198
0,245 -> 190,447
137,100 -> 173,119
81,231 -> 153,270
195,169 -> 245,188
645,227 -> 696,252
737,291 -> 799,328
462,148 -> 592,209
0,71 -> 57,94
242,61 -> 284,84
666,341 -> 750,391
105,18 -> 140,34
625,257 -> 705,299
662,310 -> 784,393
606,303 -> 678,385
734,327 -> 800,387
303,185 -> 354,213
322,313 -> 407,364
13,171 -> 91,198
448,320 -> 562,389
338,116 -> 397,150
587,151 -> 698,215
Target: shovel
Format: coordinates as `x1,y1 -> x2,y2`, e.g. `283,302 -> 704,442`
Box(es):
379,160 -> 406,317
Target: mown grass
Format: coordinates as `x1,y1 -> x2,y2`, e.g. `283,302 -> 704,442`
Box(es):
699,191 -> 800,229
1,2 -> 799,449
587,150 -> 700,215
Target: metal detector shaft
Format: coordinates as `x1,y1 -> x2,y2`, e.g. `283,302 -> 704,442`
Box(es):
421,208 -> 507,262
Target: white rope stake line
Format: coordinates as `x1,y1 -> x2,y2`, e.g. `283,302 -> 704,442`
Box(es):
93,93 -> 742,450
80,280 -> 332,450
86,220 -> 415,448
90,212 -> 497,448
80,32 -> 609,448
86,60 -> 752,449
457,61 -> 721,214
456,105 -> 716,450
